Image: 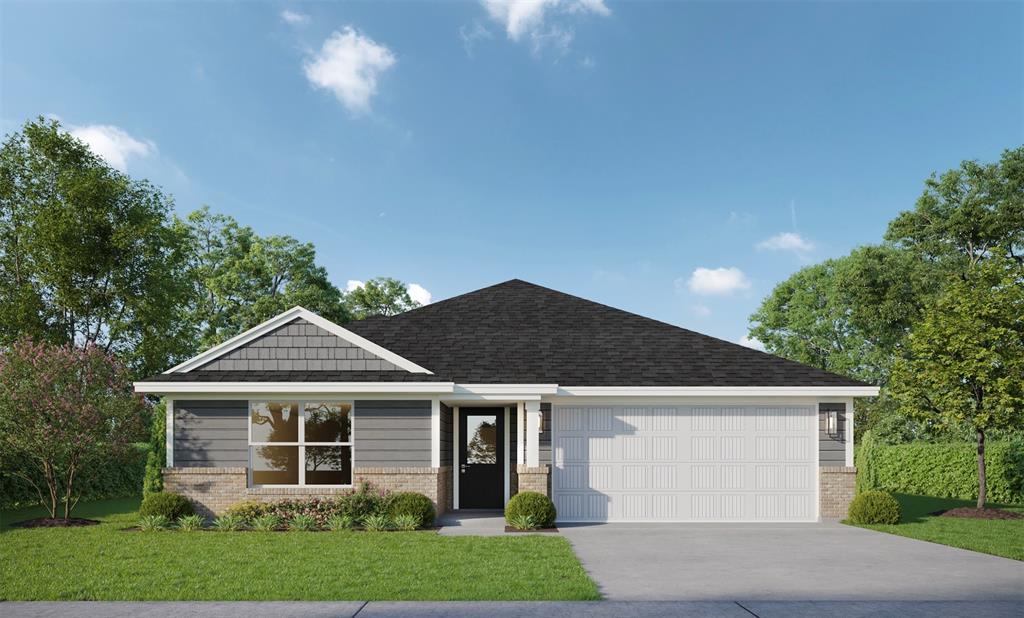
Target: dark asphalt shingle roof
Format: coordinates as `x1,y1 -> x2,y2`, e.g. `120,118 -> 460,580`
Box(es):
341,279 -> 867,387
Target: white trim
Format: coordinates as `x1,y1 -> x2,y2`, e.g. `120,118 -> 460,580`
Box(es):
452,406 -> 460,510
454,384 -> 559,395
503,406 -> 510,505
556,386 -> 879,397
845,397 -> 855,467
525,401 -> 540,467
165,398 -> 174,467
165,306 -> 433,374
430,398 -> 441,468
135,382 -> 454,395
516,402 -> 524,466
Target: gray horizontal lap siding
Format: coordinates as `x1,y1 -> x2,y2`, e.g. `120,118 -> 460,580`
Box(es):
198,318 -> 402,372
354,400 -> 432,468
819,403 -> 848,467
440,403 -> 453,467
174,400 -> 248,467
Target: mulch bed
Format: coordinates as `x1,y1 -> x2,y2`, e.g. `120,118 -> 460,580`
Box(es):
9,517 -> 100,528
505,525 -> 559,533
931,507 -> 1024,520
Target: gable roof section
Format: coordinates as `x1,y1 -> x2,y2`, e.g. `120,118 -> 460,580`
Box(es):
344,279 -> 868,387
165,307 -> 432,375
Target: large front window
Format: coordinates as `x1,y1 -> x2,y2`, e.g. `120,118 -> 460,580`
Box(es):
249,401 -> 353,486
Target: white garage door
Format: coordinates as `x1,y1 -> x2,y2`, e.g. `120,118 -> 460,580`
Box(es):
552,405 -> 818,522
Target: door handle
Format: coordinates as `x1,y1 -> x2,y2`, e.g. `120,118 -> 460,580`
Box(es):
460,464 -> 467,474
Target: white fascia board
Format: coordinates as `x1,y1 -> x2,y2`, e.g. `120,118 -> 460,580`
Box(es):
453,384 -> 559,395
165,306 -> 432,375
134,381 -> 455,395
556,386 -> 880,397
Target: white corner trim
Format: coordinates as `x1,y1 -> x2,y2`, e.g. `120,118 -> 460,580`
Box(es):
525,400 -> 541,467
503,406 -> 510,505
453,406 -> 460,510
431,399 -> 441,468
134,381 -> 455,395
165,306 -> 433,374
165,398 -> 174,467
516,401 -> 525,466
556,386 -> 880,397
845,397 -> 855,467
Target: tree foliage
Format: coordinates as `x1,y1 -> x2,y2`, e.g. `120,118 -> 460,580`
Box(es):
0,338 -> 145,518
185,206 -> 347,348
345,277 -> 420,319
889,256 -> 1024,507
0,118 -> 196,378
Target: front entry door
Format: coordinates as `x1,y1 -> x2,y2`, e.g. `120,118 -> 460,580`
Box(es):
459,408 -> 504,509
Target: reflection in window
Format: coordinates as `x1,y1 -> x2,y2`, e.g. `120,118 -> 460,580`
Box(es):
250,402 -> 299,443
466,415 -> 497,464
252,445 -> 299,485
305,446 -> 351,485
305,402 -> 351,442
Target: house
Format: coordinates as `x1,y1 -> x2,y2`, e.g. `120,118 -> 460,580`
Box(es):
135,279 -> 876,521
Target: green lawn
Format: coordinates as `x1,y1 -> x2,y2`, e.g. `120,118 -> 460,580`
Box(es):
848,493 -> 1024,561
0,498 -> 599,601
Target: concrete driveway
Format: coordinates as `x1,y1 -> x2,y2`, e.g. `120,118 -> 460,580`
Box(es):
559,522 -> 1024,601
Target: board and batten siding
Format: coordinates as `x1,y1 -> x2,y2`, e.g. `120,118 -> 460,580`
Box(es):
197,318 -> 402,372
818,402 -> 847,467
353,400 -> 433,467
174,400 -> 248,467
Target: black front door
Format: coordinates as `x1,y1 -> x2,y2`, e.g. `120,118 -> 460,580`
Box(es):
459,408 -> 503,509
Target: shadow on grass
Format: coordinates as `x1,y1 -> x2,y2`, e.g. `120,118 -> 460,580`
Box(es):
1,496 -> 142,530
892,493 -> 1023,524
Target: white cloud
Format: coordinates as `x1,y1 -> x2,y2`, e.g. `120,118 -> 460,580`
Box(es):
683,267 -> 752,296
756,232 -> 815,253
480,0 -> 609,53
738,335 -> 766,351
303,27 -> 396,113
460,21 -> 493,57
691,304 -> 712,318
407,283 -> 432,305
280,9 -> 310,26
69,124 -> 155,172
346,280 -> 365,292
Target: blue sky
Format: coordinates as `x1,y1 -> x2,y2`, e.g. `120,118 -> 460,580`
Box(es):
2,1 -> 1021,346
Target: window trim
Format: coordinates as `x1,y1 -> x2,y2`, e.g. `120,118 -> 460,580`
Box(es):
247,399 -> 355,488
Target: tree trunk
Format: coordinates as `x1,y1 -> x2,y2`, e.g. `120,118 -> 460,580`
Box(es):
977,429 -> 987,510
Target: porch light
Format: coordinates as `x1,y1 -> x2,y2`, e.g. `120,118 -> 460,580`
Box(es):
825,410 -> 840,439
538,410 -> 544,433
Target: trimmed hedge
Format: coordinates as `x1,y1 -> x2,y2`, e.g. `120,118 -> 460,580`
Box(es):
139,492 -> 195,520
505,491 -> 557,528
847,490 -> 902,525
0,442 -> 148,510
386,492 -> 435,527
856,435 -> 1024,504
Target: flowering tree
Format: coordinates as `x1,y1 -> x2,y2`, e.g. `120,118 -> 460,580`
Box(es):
0,339 -> 144,519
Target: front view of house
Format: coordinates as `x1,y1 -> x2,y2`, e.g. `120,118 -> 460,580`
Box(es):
135,280 -> 877,522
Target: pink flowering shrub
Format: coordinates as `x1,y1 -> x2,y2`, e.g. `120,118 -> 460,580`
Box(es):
0,338 -> 144,519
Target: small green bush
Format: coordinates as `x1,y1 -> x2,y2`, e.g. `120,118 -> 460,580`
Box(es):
139,492 -> 194,520
225,500 -> 269,521
142,400 -> 167,498
336,484 -> 387,521
392,514 -> 420,531
847,490 -> 902,525
326,514 -> 357,531
386,492 -> 435,527
505,492 -> 556,528
288,514 -> 318,531
176,514 -> 205,531
508,513 -> 537,531
211,514 -> 245,531
250,514 -> 281,532
855,438 -> 1024,503
138,514 -> 170,531
362,513 -> 391,531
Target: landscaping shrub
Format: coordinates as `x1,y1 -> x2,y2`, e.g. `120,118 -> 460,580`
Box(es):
362,513 -> 391,531
505,492 -> 556,528
856,438 -> 1024,504
138,514 -> 170,531
847,490 -> 902,525
326,514 -> 357,531
211,514 -> 245,531
250,514 -> 281,532
142,400 -> 167,498
335,484 -> 388,522
225,500 -> 270,521
176,514 -> 205,531
265,497 -> 340,527
386,492 -> 435,527
139,492 -> 194,520
288,514 -> 318,531
507,513 -> 538,531
392,514 -> 420,531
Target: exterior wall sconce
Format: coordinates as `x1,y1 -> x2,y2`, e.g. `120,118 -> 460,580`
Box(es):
537,410 -> 544,433
825,410 -> 842,440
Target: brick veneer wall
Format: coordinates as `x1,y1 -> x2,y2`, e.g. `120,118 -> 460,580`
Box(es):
516,465 -> 550,496
163,466 -> 451,517
820,466 -> 857,519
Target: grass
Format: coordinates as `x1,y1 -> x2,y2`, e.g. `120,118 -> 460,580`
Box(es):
848,493 -> 1024,561
0,498 -> 600,601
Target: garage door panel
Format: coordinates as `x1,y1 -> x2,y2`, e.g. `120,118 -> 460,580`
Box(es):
553,405 -> 817,522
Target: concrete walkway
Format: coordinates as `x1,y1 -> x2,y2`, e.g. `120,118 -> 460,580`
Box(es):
4,601 -> 1021,617
436,509 -> 506,536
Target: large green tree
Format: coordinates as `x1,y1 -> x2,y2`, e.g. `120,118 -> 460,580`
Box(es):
185,207 -> 347,348
889,256 -> 1024,508
344,276 -> 420,319
0,118 -> 195,377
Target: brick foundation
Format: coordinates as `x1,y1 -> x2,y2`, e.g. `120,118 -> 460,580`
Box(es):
163,466 -> 451,517
516,465 -> 550,496
820,466 -> 857,519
